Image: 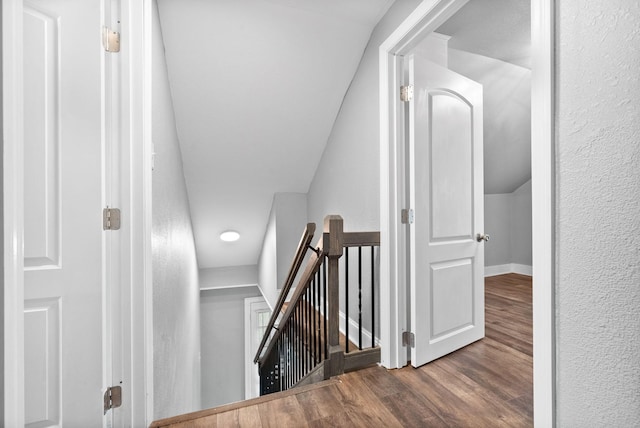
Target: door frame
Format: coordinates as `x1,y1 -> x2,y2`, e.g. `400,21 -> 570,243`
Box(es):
378,0 -> 555,426
2,0 -> 153,426
3,0 -> 26,424
244,296 -> 270,400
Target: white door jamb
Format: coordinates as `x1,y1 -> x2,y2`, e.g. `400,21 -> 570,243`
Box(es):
3,0 -> 26,425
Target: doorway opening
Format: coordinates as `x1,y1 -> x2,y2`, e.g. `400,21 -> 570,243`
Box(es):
379,0 -> 554,424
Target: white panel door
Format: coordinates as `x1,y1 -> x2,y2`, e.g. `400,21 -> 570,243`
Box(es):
24,0 -> 110,426
408,55 -> 485,367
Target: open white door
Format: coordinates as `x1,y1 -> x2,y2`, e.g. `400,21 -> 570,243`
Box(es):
408,55 -> 485,367
23,0 -> 115,425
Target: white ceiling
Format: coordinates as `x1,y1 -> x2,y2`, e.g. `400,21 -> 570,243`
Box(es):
157,0 -> 394,269
157,0 -> 530,270
437,0 -> 531,69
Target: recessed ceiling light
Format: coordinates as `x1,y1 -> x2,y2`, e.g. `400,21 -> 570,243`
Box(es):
220,230 -> 240,242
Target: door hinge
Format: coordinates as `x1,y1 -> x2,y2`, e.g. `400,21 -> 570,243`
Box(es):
402,331 -> 415,348
400,85 -> 414,102
103,207 -> 121,230
102,26 -> 120,53
401,208 -> 414,224
103,386 -> 122,414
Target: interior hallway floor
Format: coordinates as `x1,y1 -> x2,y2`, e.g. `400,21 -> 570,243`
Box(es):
151,273 -> 533,427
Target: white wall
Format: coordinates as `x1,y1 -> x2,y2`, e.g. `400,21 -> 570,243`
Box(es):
151,1 -> 201,419
275,193 -> 308,290
556,2 -> 640,425
258,193 -> 308,308
509,179 -> 531,266
484,194 -> 511,266
484,179 -> 532,273
257,205 -> 278,307
200,265 -> 258,290
200,286 -> 263,408
306,0 -> 423,232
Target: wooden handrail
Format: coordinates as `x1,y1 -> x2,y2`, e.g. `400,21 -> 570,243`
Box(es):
254,223 -> 316,363
257,234 -> 325,366
342,231 -> 380,247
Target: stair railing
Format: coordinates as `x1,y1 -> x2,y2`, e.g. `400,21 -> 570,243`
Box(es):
255,215 -> 380,396
253,222 -> 316,364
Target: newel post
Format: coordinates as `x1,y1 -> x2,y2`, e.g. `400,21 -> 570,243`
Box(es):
324,215 -> 344,379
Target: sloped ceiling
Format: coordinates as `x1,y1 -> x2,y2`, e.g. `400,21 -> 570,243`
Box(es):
437,0 -> 531,69
157,0 -> 531,269
157,0 -> 394,269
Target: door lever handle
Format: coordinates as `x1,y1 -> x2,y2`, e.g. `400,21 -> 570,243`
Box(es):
476,233 -> 490,242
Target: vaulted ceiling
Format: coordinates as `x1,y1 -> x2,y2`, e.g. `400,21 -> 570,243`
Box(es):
157,0 -> 530,269
157,0 -> 394,269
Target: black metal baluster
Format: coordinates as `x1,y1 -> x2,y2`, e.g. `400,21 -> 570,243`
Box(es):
323,261 -> 328,359
304,286 -> 308,372
298,303 -> 303,383
296,304 -> 301,383
345,247 -> 349,353
288,319 -> 292,389
314,271 -> 318,364
301,293 -> 306,377
293,307 -> 297,385
311,276 -> 315,365
371,246 -> 375,348
358,246 -> 362,350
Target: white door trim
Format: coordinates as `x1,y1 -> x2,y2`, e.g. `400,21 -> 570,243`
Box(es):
530,1 -> 556,426
378,0 -> 555,426
3,0 -> 26,425
244,296 -> 270,400
117,0 -> 154,425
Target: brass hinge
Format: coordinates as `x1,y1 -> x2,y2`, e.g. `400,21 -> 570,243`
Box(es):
400,85 -> 414,102
103,207 -> 121,230
401,208 -> 414,224
103,386 -> 122,414
102,26 -> 120,52
402,331 -> 415,348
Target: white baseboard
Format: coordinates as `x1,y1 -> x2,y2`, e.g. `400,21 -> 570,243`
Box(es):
338,310 -> 380,349
485,263 -> 532,277
511,263 -> 533,276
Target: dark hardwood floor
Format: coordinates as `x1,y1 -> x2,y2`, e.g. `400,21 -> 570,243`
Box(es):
151,273 -> 533,427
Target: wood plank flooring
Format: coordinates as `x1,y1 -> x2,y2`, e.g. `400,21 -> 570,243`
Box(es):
151,273 -> 533,428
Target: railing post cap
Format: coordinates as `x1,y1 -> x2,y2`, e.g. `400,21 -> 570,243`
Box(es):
323,215 -> 343,257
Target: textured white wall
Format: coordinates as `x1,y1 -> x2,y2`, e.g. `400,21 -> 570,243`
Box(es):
200,287 -> 263,408
151,1 -> 201,419
556,1 -> 640,425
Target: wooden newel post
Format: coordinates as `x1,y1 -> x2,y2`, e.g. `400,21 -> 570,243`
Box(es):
324,215 -> 344,379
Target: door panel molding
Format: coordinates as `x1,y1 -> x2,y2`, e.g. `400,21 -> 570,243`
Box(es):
23,3 -> 61,270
